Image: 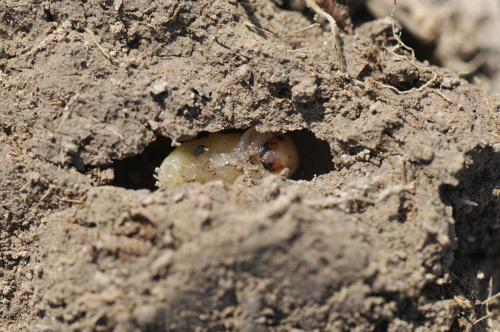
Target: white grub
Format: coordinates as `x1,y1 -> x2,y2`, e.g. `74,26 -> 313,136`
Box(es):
157,128 -> 299,188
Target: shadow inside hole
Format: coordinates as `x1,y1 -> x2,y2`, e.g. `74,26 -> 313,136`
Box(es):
351,4 -> 376,28
111,136 -> 174,190
289,130 -> 334,181
399,29 -> 439,66
439,147 -> 500,330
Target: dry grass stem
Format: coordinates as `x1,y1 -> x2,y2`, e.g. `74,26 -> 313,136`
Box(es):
304,0 -> 346,72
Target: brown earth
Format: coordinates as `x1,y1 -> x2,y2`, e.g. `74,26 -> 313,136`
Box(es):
367,0 -> 500,94
0,1 -> 499,331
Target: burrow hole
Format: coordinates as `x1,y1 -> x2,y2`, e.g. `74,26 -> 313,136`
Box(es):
110,129 -> 334,190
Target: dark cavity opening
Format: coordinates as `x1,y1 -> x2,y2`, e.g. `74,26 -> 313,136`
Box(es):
439,147 -> 500,256
289,130 -> 334,180
351,4 -> 376,28
111,136 -> 174,190
110,129 -> 334,190
398,29 -> 439,66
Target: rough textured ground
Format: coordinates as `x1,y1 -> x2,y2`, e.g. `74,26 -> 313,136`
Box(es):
367,0 -> 500,94
0,1 -> 499,331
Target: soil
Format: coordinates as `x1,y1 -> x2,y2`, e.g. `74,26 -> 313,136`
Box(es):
0,1 -> 499,331
366,0 -> 500,94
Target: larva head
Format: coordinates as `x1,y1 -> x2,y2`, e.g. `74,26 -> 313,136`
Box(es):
258,135 -> 299,177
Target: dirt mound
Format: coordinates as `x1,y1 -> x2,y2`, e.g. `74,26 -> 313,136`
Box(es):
0,1 -> 499,331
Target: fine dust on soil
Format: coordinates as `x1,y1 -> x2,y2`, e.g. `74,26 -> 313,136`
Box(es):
0,1 -> 499,331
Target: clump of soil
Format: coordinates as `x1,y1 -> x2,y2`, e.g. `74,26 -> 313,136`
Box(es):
0,0 -> 499,331
366,0 -> 500,94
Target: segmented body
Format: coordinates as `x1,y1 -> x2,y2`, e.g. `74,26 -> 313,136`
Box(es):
156,128 -> 299,188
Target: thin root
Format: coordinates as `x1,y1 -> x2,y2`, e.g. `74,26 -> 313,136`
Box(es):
304,0 -> 346,72
105,126 -> 125,140
472,314 -> 492,327
165,3 -> 181,25
369,73 -> 438,95
57,93 -> 79,133
244,21 -> 279,38
283,23 -> 321,38
431,90 -> 455,105
84,28 -> 116,65
373,1 -> 447,98
40,186 -> 54,202
60,196 -> 87,205
390,0 -> 415,59
244,21 -> 320,39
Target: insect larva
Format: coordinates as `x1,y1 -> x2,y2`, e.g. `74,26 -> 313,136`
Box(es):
156,128 -> 299,188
